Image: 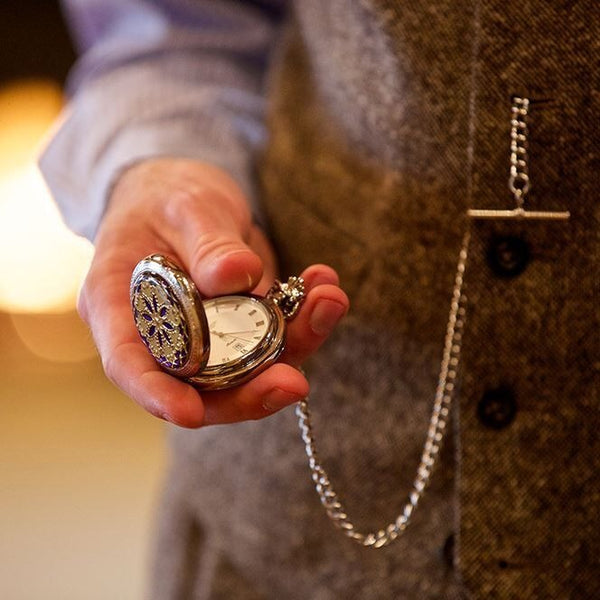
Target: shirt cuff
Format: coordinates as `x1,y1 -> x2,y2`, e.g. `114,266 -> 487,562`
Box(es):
40,111 -> 264,241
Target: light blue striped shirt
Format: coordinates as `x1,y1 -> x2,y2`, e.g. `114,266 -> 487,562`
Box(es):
40,0 -> 286,240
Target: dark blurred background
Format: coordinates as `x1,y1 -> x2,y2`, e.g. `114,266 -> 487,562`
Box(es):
0,4 -> 165,599
0,1 -> 75,83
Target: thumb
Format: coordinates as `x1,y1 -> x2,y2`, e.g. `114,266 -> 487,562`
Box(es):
152,161 -> 264,297
171,201 -> 264,297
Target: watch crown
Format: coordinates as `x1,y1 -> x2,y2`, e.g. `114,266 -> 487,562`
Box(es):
267,276 -> 305,319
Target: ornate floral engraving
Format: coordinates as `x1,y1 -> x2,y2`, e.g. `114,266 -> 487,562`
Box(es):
131,276 -> 190,369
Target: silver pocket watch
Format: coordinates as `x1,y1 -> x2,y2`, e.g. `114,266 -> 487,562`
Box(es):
130,254 -> 305,391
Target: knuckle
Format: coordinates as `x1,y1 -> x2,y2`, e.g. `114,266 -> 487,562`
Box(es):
164,187 -> 205,228
164,183 -> 251,238
191,231 -> 244,263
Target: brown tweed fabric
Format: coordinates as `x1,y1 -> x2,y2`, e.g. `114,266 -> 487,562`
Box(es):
151,1 -> 599,598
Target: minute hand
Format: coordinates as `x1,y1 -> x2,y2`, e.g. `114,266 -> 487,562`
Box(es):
219,329 -> 260,336
224,335 -> 256,346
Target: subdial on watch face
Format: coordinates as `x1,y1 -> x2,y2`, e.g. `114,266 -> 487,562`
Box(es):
203,296 -> 270,367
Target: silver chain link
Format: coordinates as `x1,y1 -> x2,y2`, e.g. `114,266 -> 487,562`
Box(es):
296,231 -> 471,548
508,96 -> 531,207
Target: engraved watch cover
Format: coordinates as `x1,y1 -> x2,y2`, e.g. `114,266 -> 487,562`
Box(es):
130,254 -> 210,378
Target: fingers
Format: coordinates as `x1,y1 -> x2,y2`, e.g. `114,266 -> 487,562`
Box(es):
279,264 -> 349,367
81,252 -> 307,428
201,363 -> 309,425
199,264 -> 349,425
79,254 -> 345,428
80,253 -> 303,429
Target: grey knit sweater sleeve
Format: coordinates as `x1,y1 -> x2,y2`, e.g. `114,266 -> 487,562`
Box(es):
39,0 -> 287,241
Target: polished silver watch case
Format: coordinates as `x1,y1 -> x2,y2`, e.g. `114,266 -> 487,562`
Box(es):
130,254 -> 301,391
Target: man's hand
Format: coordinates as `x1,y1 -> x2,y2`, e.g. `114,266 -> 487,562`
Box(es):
78,158 -> 349,427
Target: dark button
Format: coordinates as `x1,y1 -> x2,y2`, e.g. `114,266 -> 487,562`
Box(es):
477,387 -> 517,430
487,236 -> 529,277
442,533 -> 455,568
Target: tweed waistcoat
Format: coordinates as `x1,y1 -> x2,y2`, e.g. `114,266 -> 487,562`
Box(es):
155,2 -> 599,598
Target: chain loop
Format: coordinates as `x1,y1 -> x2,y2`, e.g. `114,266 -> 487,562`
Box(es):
267,276 -> 306,320
296,231 -> 471,547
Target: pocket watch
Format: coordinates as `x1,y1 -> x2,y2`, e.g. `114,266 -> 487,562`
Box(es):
130,254 -> 305,391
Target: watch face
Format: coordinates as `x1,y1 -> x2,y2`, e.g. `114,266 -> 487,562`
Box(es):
188,294 -> 286,390
203,296 -> 271,367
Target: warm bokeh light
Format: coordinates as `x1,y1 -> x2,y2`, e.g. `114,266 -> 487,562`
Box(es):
9,310 -> 97,363
0,79 -> 94,314
0,164 -> 93,313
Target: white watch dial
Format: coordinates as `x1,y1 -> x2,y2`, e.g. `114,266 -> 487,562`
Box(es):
203,296 -> 271,367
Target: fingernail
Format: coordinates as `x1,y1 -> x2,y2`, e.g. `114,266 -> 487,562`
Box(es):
228,270 -> 255,293
262,388 -> 304,412
309,299 -> 346,336
211,249 -> 261,292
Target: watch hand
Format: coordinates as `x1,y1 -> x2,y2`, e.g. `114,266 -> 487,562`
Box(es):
210,330 -> 255,342
210,328 -> 257,335
223,334 -> 255,344
220,329 -> 259,336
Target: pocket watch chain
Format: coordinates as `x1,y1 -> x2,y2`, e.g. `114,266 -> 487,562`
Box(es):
296,230 -> 471,548
295,95 -> 570,547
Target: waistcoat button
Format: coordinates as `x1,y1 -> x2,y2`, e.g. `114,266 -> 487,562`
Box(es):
442,533 -> 455,568
477,387 -> 517,430
487,236 -> 529,277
